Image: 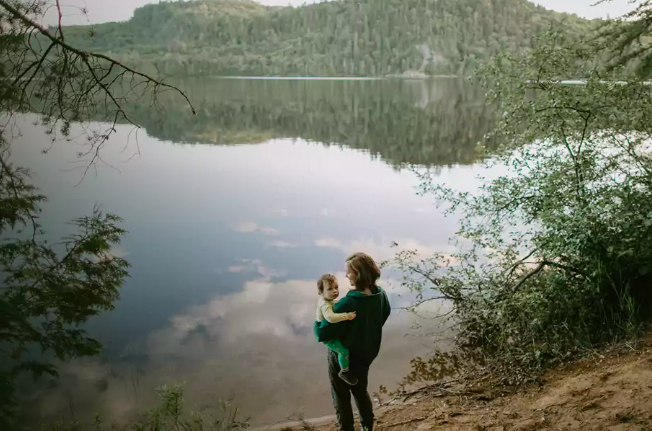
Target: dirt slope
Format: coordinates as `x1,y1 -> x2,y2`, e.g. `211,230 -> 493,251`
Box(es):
308,338 -> 652,431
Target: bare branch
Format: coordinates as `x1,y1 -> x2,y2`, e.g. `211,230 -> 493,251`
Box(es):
406,263 -> 442,288
0,0 -> 195,115
396,296 -> 453,311
55,0 -> 64,42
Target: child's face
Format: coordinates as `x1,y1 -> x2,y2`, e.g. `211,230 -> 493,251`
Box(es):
323,279 -> 339,300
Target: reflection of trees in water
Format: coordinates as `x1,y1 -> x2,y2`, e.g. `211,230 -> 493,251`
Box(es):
124,78 -> 497,168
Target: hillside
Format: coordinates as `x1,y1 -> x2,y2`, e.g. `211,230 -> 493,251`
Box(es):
271,336 -> 652,431
61,0 -> 594,77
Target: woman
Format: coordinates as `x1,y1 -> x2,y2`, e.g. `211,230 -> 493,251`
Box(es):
314,252 -> 391,431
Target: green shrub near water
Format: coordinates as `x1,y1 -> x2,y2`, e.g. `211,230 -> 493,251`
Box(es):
394,26 -> 652,383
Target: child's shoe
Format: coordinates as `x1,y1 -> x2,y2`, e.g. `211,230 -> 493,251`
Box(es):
339,369 -> 358,385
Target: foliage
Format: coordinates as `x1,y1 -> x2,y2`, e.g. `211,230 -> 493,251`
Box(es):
60,0 -> 592,77
597,0 -> 652,77
100,78 -> 497,169
133,384 -> 248,431
43,384 -> 248,431
393,29 -> 652,383
0,1 -> 192,428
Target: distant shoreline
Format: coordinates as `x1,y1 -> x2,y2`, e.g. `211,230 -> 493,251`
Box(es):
212,75 -> 459,81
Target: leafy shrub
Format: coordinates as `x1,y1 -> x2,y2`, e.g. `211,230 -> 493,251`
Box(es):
394,31 -> 652,382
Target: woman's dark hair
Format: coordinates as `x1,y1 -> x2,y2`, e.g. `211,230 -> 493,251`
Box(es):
317,274 -> 337,294
346,252 -> 380,291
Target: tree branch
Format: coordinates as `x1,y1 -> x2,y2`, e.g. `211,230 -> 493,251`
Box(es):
406,263 -> 441,287
14,41 -> 54,92
504,248 -> 539,280
55,0 -> 64,42
512,261 -> 546,292
396,296 -> 453,311
0,0 -> 196,115
512,259 -> 585,293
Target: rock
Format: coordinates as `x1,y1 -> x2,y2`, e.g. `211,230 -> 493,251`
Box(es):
511,419 -> 538,431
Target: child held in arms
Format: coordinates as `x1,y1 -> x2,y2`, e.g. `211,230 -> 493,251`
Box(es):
315,274 -> 358,385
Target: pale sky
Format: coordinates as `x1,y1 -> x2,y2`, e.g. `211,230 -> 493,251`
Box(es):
44,0 -> 635,26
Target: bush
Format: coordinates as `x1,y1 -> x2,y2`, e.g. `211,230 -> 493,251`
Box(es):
394,31 -> 652,383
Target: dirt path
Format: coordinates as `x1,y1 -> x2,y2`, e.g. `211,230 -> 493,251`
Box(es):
303,339 -> 652,431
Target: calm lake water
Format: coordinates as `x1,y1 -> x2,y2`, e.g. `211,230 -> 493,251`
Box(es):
9,78 -> 494,426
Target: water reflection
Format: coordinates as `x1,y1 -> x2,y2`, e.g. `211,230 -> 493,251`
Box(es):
10,78 -> 492,426
30,273 -> 435,425
118,78 -> 497,168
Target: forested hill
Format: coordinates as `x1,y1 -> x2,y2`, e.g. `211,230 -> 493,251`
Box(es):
62,0 -> 592,77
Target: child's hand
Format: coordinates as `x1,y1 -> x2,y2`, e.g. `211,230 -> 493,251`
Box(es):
346,312 -> 357,320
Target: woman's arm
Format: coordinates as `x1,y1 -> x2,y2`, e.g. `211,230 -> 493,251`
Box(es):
381,289 -> 391,325
314,297 -> 356,342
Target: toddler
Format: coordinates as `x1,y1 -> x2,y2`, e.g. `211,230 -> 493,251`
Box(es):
316,274 -> 358,385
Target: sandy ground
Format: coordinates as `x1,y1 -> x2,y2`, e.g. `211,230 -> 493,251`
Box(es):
275,337 -> 652,431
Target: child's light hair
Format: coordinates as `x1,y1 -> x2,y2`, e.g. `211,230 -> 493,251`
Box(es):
317,274 -> 337,294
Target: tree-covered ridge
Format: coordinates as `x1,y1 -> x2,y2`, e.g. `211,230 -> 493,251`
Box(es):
62,0 -> 268,54
113,78 -> 497,168
62,0 -> 593,77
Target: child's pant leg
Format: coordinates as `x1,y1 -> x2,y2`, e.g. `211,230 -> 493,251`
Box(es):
324,339 -> 350,370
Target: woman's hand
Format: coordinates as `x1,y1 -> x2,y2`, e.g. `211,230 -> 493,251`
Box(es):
346,311 -> 357,320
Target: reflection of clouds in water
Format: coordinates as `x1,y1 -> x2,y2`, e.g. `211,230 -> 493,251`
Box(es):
228,265 -> 247,273
314,236 -> 456,262
227,259 -> 286,277
110,245 -> 130,258
231,220 -> 296,249
31,259 -> 444,426
140,269 -> 438,421
232,221 -> 258,233
260,227 -> 280,235
266,240 -> 298,249
150,276 -> 316,353
270,209 -> 289,217
231,221 -> 280,235
34,359 -> 138,420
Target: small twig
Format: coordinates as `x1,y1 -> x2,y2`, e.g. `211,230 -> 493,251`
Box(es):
406,263 -> 442,288
384,416 -> 428,428
395,296 -> 452,311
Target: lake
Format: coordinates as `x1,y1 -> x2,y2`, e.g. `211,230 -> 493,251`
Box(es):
8,78 -> 495,426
